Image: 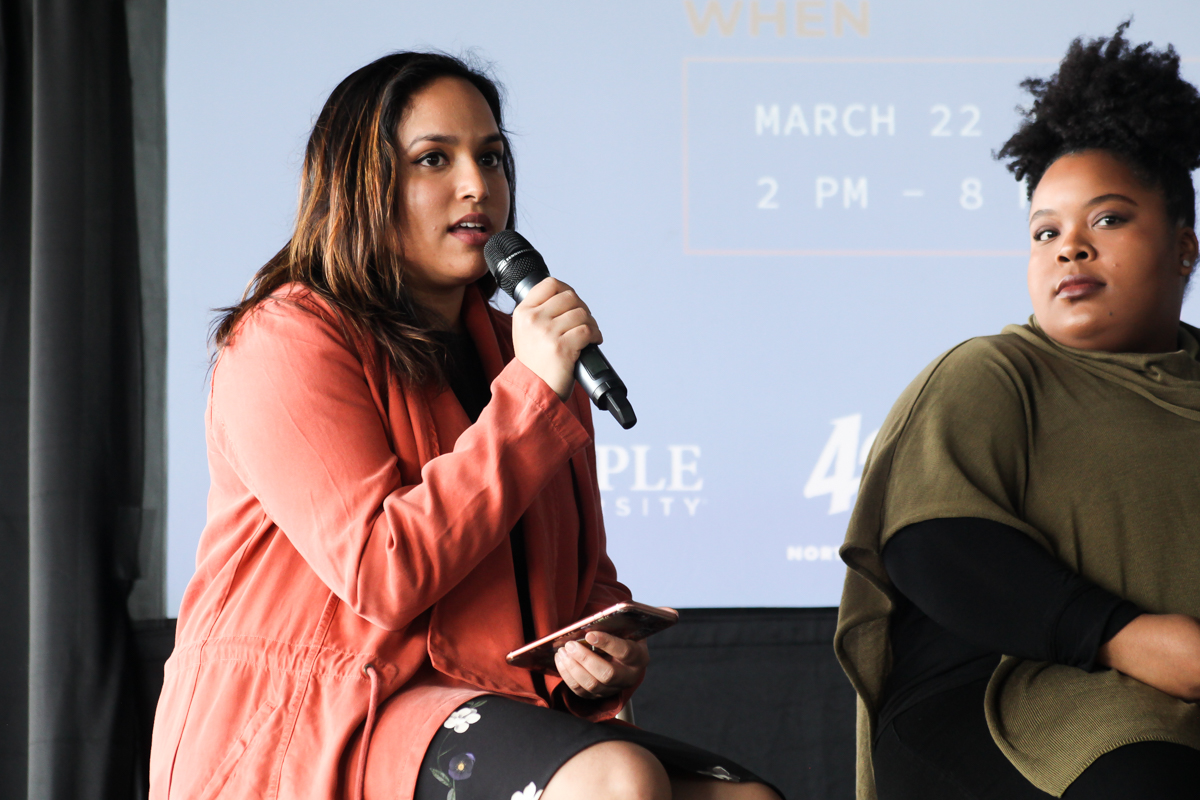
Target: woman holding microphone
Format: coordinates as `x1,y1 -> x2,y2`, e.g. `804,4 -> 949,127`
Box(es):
149,52 -> 777,800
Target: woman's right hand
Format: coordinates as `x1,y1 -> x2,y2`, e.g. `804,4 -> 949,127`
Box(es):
1098,613 -> 1200,701
511,277 -> 603,401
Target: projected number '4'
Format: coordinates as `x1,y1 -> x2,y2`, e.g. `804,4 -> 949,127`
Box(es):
803,414 -> 879,515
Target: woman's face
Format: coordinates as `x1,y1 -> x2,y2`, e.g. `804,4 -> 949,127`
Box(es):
395,76 -> 510,314
1027,150 -> 1197,353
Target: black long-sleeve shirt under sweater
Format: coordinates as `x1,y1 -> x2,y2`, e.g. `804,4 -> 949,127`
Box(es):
877,517 -> 1144,733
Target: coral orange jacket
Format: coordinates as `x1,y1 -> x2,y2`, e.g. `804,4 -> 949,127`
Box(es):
149,283 -> 633,800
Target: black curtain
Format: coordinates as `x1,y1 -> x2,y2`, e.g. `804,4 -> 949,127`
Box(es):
0,0 -> 166,798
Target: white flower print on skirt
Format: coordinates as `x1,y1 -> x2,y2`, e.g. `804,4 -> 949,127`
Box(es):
511,782 -> 543,800
443,707 -> 482,734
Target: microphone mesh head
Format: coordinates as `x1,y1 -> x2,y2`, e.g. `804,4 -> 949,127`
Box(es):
484,230 -> 548,298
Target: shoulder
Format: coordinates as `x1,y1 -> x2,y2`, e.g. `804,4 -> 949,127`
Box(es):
881,333 -> 1036,445
860,333 -> 1041,548
913,332 -> 1038,402
215,283 -> 372,385
223,283 -> 357,354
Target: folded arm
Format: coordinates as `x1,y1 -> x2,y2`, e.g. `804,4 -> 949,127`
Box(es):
883,518 -> 1141,671
885,517 -> 1200,700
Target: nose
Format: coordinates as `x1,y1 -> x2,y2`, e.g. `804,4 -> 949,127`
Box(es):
1056,228 -> 1095,264
456,158 -> 489,204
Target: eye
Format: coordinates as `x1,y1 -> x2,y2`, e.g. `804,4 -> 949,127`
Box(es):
1033,227 -> 1057,242
479,151 -> 502,168
416,151 -> 448,167
1095,213 -> 1125,227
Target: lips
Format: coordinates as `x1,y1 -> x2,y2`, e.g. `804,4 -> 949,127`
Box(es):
1055,274 -> 1105,300
448,213 -> 493,246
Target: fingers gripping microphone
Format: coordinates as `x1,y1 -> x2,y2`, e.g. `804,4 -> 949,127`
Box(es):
484,230 -> 637,429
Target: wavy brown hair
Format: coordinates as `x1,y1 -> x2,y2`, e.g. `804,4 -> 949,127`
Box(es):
212,52 -> 517,384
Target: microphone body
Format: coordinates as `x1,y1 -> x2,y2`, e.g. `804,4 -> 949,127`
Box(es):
484,231 -> 636,429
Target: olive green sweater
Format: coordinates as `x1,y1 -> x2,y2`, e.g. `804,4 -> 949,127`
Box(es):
835,318 -> 1200,798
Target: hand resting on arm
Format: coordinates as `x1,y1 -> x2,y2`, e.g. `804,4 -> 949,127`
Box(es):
1099,614 -> 1200,701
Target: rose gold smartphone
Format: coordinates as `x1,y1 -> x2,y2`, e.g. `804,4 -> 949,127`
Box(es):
504,601 -> 679,671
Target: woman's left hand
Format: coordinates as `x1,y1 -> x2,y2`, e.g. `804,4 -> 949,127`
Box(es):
554,631 -> 648,699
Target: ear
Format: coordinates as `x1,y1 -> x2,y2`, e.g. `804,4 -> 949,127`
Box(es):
1178,227 -> 1199,276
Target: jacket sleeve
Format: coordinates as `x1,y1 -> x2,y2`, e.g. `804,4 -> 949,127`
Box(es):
210,298 -> 592,631
582,551 -> 633,616
579,495 -> 633,617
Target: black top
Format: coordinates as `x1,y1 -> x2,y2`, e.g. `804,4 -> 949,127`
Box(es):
435,331 -> 538,649
438,330 -> 493,424
877,517 -> 1143,732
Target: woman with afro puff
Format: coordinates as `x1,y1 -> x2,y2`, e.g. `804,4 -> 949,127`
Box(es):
835,22 -> 1200,800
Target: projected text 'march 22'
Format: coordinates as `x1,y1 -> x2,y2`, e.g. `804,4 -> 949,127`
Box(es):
681,57 -> 1066,258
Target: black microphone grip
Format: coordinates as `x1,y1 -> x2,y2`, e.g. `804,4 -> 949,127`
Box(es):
485,232 -> 636,429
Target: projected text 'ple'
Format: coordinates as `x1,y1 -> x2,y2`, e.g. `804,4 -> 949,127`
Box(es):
683,58 -> 1042,255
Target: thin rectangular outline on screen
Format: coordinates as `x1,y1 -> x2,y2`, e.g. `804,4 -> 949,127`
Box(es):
681,56 -> 1056,258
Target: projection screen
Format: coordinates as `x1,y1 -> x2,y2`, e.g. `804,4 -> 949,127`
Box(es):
166,1 -> 1200,614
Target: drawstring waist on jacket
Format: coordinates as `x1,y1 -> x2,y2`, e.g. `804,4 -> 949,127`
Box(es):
355,664 -> 382,800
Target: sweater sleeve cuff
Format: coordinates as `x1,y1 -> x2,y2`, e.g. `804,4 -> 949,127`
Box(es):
1100,602 -> 1144,647
1055,586 -> 1143,673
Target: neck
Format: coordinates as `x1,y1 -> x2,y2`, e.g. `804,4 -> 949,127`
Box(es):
1131,323 -> 1182,354
1120,305 -> 1184,353
411,284 -> 467,333
1046,319 -> 1181,354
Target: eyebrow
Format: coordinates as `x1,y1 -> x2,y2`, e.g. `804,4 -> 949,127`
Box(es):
405,132 -> 504,149
1030,193 -> 1139,222
1086,193 -> 1138,208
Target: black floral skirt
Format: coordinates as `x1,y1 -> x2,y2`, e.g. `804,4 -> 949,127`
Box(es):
414,696 -> 775,800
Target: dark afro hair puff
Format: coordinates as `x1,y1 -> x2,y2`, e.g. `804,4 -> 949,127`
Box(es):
996,21 -> 1200,227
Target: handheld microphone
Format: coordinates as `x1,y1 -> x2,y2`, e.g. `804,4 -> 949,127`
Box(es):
484,230 -> 636,429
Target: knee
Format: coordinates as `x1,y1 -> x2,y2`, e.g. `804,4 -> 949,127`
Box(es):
545,741 -> 670,800
598,743 -> 671,800
736,783 -> 783,800
670,776 -> 783,800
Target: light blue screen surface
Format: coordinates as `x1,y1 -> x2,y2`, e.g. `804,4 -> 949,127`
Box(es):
166,1 -> 1200,615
